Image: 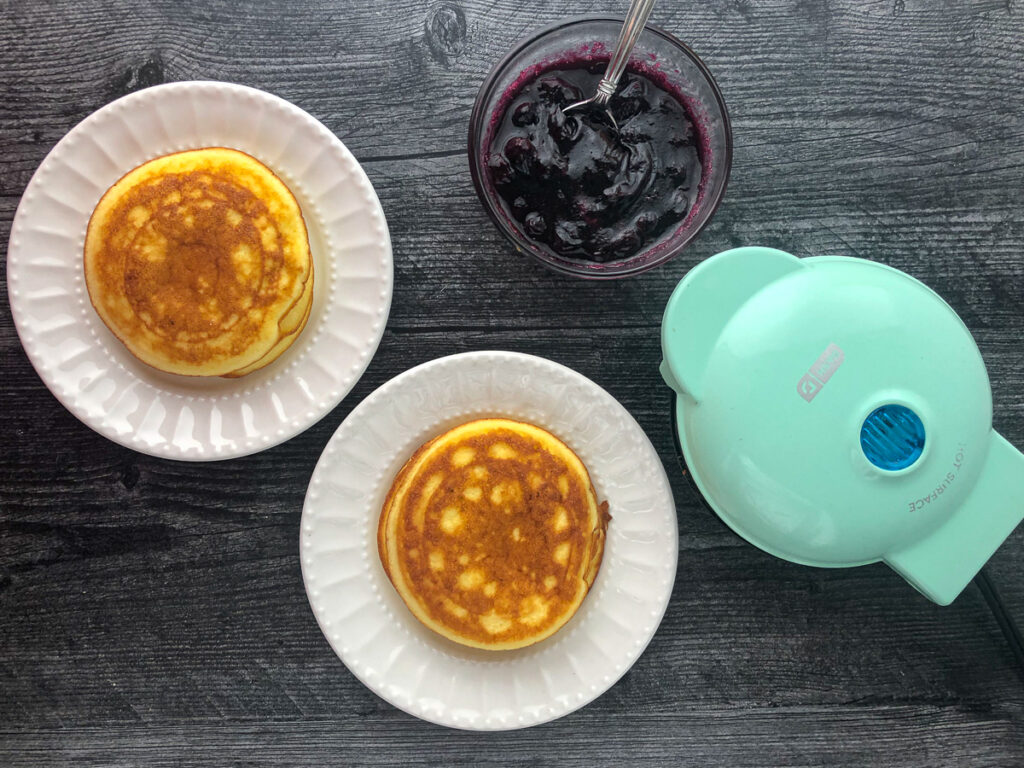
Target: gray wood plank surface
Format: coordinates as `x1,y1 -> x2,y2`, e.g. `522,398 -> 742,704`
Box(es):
2,0 -> 1024,765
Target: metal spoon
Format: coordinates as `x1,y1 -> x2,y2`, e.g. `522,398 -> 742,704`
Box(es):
563,0 -> 658,131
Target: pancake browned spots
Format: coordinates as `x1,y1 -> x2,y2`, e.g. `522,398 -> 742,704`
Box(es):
120,172 -> 281,346
378,419 -> 610,651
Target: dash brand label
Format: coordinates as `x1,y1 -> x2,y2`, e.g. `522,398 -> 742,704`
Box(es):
797,343 -> 845,402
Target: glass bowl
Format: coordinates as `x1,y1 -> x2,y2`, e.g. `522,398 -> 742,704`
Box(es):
468,16 -> 732,279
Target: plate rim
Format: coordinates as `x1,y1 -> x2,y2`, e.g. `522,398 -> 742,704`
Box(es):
299,349 -> 679,731
6,79 -> 393,461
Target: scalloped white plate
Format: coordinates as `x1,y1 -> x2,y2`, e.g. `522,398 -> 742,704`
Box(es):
6,81 -> 392,461
301,351 -> 678,730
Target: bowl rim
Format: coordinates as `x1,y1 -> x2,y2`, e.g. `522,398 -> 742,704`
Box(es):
468,14 -> 734,279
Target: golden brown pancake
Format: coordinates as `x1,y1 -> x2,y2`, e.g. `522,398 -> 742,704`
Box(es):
378,419 -> 610,651
84,147 -> 313,377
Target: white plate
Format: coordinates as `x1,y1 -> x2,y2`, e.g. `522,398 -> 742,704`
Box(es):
301,351 -> 678,730
6,81 -> 392,460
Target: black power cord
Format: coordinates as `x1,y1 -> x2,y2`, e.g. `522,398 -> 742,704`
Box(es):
975,567 -> 1024,678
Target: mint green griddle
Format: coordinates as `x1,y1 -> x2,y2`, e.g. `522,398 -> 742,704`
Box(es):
660,246 -> 1024,605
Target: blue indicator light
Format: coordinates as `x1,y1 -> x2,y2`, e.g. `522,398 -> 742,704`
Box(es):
861,404 -> 926,471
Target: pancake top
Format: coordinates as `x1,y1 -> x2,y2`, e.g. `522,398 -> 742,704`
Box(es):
379,419 -> 610,651
84,148 -> 311,376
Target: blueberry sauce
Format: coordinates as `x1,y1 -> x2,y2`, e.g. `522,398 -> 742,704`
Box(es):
486,59 -> 704,263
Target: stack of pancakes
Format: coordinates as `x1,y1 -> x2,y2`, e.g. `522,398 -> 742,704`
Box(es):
84,148 -> 313,377
378,418 -> 611,651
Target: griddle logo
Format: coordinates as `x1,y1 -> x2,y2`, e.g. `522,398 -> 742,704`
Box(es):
797,343 -> 844,402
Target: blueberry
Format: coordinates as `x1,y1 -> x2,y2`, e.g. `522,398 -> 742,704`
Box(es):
524,212 -> 547,235
670,187 -> 691,216
610,228 -> 642,258
503,136 -> 532,158
511,196 -> 529,215
537,77 -> 581,106
611,78 -> 648,122
635,212 -> 658,233
487,154 -> 514,186
503,137 -> 538,176
548,109 -> 582,145
551,220 -> 583,252
512,101 -> 539,127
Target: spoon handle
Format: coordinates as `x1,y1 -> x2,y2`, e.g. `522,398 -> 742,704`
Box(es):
593,0 -> 658,104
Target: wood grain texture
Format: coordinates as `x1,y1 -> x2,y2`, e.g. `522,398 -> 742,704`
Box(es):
2,0 -> 1024,765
